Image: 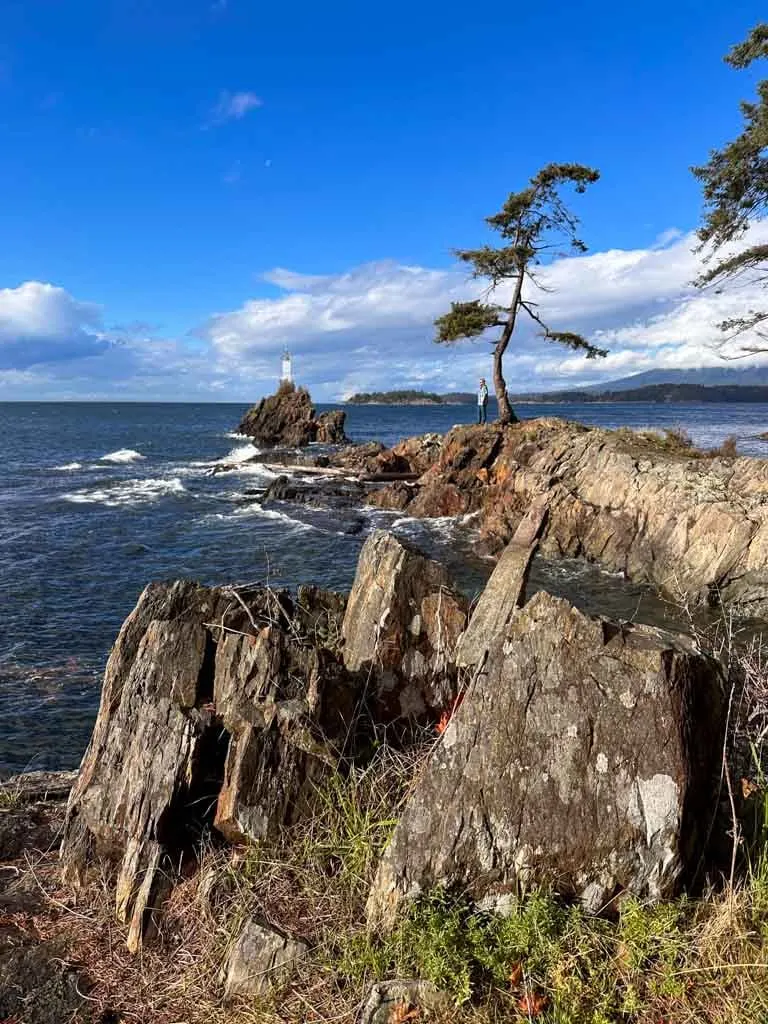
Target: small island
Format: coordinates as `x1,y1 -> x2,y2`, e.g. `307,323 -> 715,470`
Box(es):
346,389 -> 480,405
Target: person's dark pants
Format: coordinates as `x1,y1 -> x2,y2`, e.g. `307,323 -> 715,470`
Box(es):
478,403 -> 487,424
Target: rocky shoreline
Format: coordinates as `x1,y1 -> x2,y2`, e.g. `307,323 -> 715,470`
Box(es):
3,387 -> 768,1023
232,401 -> 768,616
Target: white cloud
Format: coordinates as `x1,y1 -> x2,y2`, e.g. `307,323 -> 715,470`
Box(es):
208,90 -> 262,126
0,282 -> 108,369
8,222 -> 768,400
199,223 -> 768,397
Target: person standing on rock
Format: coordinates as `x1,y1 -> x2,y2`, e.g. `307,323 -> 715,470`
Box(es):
477,378 -> 489,424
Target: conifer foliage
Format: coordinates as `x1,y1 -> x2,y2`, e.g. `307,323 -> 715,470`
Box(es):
434,163 -> 607,424
694,24 -> 768,351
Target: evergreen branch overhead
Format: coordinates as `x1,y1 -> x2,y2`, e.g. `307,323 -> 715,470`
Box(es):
693,23 -> 768,355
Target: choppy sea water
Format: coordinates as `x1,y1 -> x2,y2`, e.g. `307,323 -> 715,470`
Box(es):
2,399 -> 767,775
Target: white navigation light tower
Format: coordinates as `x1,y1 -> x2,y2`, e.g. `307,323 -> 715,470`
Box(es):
281,348 -> 293,385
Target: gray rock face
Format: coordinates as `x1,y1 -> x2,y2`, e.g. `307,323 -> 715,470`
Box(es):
342,530 -> 469,718
60,580 -> 358,951
222,917 -> 308,1000
368,591 -> 725,927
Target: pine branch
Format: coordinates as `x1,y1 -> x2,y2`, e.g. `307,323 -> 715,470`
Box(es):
697,244 -> 768,286
521,301 -> 607,359
434,301 -> 504,344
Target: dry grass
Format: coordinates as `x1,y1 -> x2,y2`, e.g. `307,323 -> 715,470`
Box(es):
610,425 -> 745,461
710,435 -> 740,459
611,424 -> 699,457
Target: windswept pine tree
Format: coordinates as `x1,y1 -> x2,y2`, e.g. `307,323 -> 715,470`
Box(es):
694,23 -> 768,351
434,164 -> 608,424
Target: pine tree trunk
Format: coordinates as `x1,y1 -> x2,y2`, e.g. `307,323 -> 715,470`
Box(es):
493,347 -> 517,425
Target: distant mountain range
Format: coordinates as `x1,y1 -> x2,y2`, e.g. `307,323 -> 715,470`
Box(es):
509,367 -> 768,403
579,367 -> 768,392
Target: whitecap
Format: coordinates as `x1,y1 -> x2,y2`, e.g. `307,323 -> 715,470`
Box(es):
61,477 -> 187,508
228,463 -> 280,480
217,444 -> 260,465
224,432 -> 255,442
54,462 -> 83,471
100,449 -> 145,464
201,503 -> 316,530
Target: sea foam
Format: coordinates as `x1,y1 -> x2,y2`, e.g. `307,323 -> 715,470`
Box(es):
61,477 -> 187,508
100,449 -> 145,464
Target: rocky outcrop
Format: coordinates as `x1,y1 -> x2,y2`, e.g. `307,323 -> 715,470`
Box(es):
60,580 -> 360,951
221,917 -> 308,999
367,590 -> 726,928
342,531 -> 469,718
316,409 -> 347,444
237,382 -> 347,447
57,512 -> 736,971
368,418 -> 768,614
263,473 -> 367,509
57,535 -> 471,951
0,941 -> 89,1024
329,434 -> 442,477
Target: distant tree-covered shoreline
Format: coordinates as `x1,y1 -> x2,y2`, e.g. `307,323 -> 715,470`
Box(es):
345,383 -> 768,405
346,389 -> 479,405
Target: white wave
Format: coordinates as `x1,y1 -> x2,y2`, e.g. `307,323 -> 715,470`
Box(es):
54,462 -> 82,471
228,463 -> 280,479
224,432 -> 254,442
219,444 -> 260,465
202,503 -> 316,530
61,477 -> 187,508
100,448 -> 145,464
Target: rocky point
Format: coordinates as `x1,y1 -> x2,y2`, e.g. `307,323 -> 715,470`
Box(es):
237,381 -> 347,447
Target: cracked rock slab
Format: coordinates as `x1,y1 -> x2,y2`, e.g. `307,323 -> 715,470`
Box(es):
368,591 -> 726,928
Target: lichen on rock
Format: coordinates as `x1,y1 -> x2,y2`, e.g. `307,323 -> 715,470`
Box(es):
367,590 -> 726,928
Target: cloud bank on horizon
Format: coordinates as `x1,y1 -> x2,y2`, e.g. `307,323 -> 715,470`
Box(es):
2,222 -> 768,401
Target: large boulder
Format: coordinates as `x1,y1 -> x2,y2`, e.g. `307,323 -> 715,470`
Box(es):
367,590 -> 726,928
342,531 -> 468,718
60,580 -> 359,950
238,382 -> 347,447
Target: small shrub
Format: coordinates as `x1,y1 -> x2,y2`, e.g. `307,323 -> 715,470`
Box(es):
662,425 -> 694,450
711,434 -> 739,458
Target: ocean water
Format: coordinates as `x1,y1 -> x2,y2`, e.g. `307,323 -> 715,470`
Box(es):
2,399 -> 767,775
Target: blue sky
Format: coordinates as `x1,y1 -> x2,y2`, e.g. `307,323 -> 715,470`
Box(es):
1,0 -> 767,400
